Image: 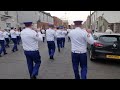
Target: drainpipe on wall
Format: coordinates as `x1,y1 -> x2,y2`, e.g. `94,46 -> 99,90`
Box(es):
102,13 -> 104,32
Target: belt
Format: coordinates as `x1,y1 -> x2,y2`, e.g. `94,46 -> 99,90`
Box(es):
72,51 -> 86,54
24,50 -> 38,52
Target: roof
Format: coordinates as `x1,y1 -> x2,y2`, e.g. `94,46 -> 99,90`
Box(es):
92,11 -> 120,23
40,11 -> 53,17
104,16 -> 120,23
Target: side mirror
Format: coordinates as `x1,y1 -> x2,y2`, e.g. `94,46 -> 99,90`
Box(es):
93,35 -> 98,40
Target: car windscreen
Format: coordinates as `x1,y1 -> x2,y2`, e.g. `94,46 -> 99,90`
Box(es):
99,35 -> 120,43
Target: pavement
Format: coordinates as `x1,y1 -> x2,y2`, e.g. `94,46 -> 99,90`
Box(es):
0,39 -> 120,79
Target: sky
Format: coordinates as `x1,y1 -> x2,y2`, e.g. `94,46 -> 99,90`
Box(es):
45,11 -> 94,24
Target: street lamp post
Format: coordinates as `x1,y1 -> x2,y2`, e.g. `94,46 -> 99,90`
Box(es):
90,11 -> 92,29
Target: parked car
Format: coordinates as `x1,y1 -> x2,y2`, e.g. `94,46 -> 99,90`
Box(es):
89,32 -> 120,61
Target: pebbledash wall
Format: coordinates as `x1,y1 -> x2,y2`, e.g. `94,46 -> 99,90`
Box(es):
90,11 -> 120,32
0,11 -> 54,30
0,11 -> 18,30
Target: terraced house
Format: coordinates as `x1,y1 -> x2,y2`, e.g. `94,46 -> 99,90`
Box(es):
83,11 -> 120,33
0,11 -> 18,30
17,11 -> 54,29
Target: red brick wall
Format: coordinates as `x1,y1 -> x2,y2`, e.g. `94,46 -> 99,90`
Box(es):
37,22 -> 49,30
37,16 -> 64,29
53,16 -> 63,27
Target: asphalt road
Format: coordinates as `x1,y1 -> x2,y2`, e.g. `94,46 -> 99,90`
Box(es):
0,39 -> 120,79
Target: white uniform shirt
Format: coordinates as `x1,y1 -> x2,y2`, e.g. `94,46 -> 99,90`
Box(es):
41,29 -> 45,37
67,29 -> 71,33
10,30 -> 17,38
68,27 -> 94,53
42,34 -> 45,37
0,31 -> 5,40
105,29 -> 113,34
41,29 -> 45,34
55,29 -> 62,38
61,30 -> 67,38
4,31 -> 10,38
16,31 -> 20,36
46,28 -> 56,41
21,28 -> 43,51
19,32 -> 21,36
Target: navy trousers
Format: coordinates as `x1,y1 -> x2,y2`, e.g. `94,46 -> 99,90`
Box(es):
47,41 -> 55,57
61,37 -> 65,48
72,52 -> 87,79
43,37 -> 45,42
5,38 -> 10,47
57,38 -> 62,50
68,36 -> 70,42
11,38 -> 18,52
0,40 -> 6,55
17,36 -> 20,45
24,50 -> 41,78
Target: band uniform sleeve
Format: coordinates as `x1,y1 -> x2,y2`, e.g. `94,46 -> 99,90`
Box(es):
55,31 -> 58,38
33,31 -> 43,41
7,32 -> 10,35
68,31 -> 71,37
11,30 -> 17,35
84,32 -> 94,45
65,31 -> 68,35
53,30 -> 56,37
2,32 -> 6,38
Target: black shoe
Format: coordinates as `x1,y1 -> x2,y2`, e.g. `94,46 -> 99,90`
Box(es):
0,55 -> 2,57
50,56 -> 52,59
50,56 -> 54,60
4,53 -> 7,55
51,56 -> 54,60
12,50 -> 15,52
31,76 -> 37,79
58,49 -> 60,52
16,49 -> 18,51
52,57 -> 54,60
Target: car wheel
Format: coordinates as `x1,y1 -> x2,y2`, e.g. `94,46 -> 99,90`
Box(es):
89,50 -> 96,61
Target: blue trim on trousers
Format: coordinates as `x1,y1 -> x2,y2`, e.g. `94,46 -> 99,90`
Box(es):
72,52 -> 87,79
17,36 -> 21,45
47,41 -> 55,57
24,50 -> 41,77
61,37 -> 65,48
5,38 -> 10,47
0,40 -> 6,54
11,38 -> 18,51
57,38 -> 62,49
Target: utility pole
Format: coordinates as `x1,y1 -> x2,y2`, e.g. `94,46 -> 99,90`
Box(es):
90,11 -> 92,29
102,13 -> 104,32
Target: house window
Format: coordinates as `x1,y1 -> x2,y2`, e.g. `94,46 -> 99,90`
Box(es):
4,11 -> 8,15
1,17 -> 7,21
6,23 -> 11,28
